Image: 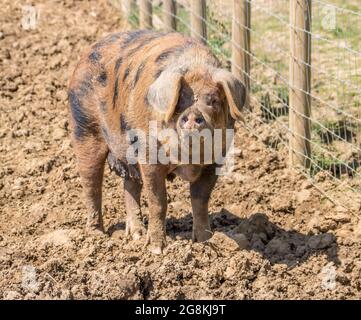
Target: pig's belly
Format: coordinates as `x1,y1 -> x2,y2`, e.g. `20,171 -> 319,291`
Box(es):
107,151 -> 141,180
172,165 -> 202,183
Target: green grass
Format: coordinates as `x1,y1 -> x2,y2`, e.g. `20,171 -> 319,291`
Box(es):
128,9 -> 139,28
310,153 -> 352,178
176,6 -> 191,36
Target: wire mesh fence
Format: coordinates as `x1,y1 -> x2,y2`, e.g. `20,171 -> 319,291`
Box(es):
117,0 -> 361,212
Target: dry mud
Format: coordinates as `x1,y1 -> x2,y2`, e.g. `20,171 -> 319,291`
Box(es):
1,0 -> 361,300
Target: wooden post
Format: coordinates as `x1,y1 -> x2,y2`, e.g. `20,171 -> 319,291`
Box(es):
232,0 -> 251,109
139,0 -> 152,29
163,0 -> 176,32
289,0 -> 312,168
191,0 -> 207,43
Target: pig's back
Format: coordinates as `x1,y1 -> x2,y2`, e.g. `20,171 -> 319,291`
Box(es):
68,30 -> 219,142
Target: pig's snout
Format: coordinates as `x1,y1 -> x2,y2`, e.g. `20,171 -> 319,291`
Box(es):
180,112 -> 205,130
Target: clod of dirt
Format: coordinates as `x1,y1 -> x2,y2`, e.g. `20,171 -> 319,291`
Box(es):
335,227 -> 353,239
236,213 -> 274,239
307,211 -> 338,233
209,231 -> 249,251
326,206 -> 351,223
37,229 -> 78,248
3,291 -> 21,300
295,189 -> 311,204
52,127 -> 67,140
87,270 -> 141,299
270,194 -> 294,213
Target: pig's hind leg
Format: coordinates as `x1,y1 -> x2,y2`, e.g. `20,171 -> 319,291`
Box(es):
73,137 -> 108,234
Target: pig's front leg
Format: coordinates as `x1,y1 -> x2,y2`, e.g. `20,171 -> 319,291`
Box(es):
142,165 -> 168,254
124,177 -> 146,240
190,164 -> 218,242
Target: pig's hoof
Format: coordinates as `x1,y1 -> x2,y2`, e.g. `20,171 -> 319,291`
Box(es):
86,225 -> 105,236
192,228 -> 213,242
126,219 -> 146,240
148,243 -> 163,255
146,233 -> 166,255
86,213 -> 105,235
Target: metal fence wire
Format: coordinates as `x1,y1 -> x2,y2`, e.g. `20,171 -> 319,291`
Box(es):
118,0 -> 361,213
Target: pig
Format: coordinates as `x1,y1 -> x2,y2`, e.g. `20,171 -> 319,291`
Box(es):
68,30 -> 245,254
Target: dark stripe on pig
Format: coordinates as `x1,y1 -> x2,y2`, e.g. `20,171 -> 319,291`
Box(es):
114,57 -> 123,74
132,61 -> 145,89
125,38 -> 155,56
155,46 -> 184,64
155,48 -> 175,64
113,77 -> 119,109
154,39 -> 197,65
78,73 -> 94,97
89,51 -> 101,64
121,30 -> 154,48
97,71 -> 107,86
125,34 -> 167,58
101,126 -> 110,143
123,67 -> 130,82
93,32 -> 124,50
144,95 -> 150,108
153,68 -> 164,81
68,90 -> 98,139
100,100 -> 107,113
107,32 -> 123,43
120,114 -> 130,131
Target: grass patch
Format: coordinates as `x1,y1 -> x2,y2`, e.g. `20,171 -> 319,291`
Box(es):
310,154 -> 358,178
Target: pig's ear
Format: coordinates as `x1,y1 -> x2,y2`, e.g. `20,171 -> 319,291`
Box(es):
147,70 -> 183,122
213,69 -> 246,122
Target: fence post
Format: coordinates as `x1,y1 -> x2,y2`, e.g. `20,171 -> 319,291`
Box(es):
232,0 -> 251,109
289,0 -> 312,168
163,0 -> 176,32
139,0 -> 152,29
191,0 -> 207,43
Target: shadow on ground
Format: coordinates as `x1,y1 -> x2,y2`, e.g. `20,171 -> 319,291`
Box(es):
166,210 -> 340,268
106,209 -> 339,268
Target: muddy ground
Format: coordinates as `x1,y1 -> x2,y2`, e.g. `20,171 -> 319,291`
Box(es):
1,0 -> 361,300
